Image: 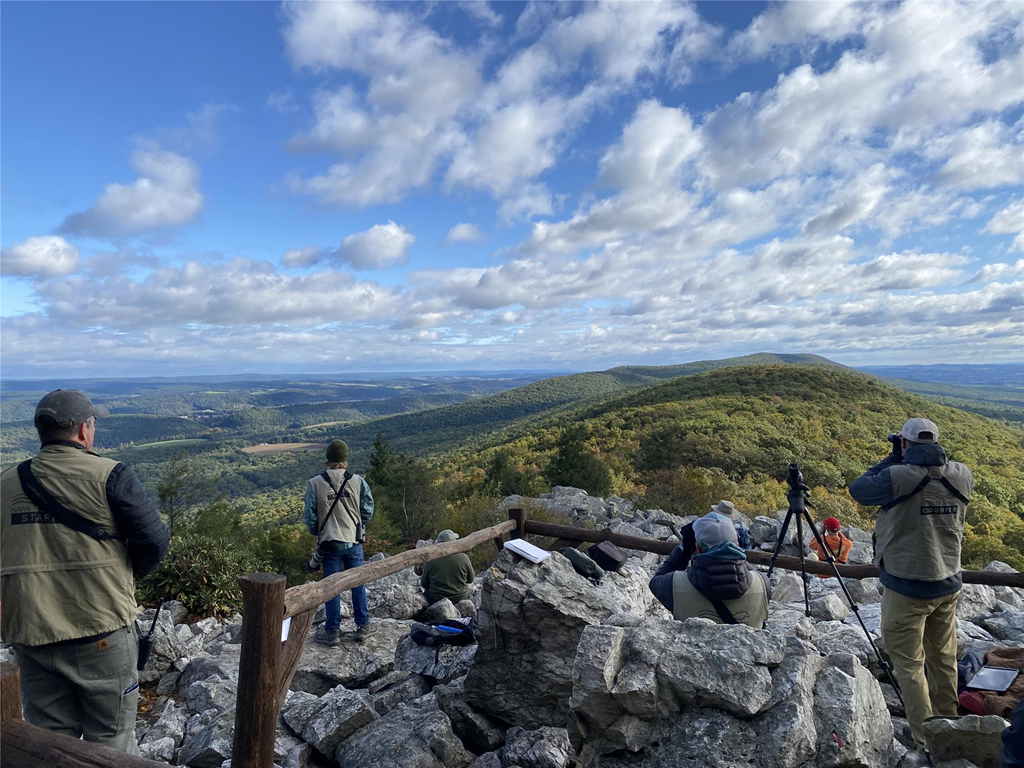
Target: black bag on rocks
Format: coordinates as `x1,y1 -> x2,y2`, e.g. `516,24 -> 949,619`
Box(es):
588,541 -> 627,571
562,547 -> 605,583
410,617 -> 477,647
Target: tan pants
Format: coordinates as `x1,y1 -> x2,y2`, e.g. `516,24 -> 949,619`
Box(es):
13,625 -> 140,755
880,588 -> 959,750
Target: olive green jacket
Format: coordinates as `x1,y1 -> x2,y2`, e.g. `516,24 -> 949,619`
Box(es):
1,445 -> 138,645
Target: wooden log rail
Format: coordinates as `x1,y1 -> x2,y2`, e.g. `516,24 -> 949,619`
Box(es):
231,517 -> 517,768
521,517 -> 1024,588
0,661 -> 165,767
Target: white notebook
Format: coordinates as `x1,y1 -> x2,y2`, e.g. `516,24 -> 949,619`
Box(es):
504,538 -> 551,563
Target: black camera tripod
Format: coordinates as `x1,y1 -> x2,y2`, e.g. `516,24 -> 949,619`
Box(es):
767,463 -> 905,710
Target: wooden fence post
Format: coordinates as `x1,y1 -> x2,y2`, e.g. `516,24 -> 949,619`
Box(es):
1,662 -> 22,723
231,574 -> 286,768
508,508 -> 527,541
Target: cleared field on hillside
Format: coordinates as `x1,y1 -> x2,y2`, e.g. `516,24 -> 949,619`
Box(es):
133,438 -> 209,450
241,442 -> 328,455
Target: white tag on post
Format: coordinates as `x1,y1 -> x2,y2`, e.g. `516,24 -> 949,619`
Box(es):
281,617 -> 292,643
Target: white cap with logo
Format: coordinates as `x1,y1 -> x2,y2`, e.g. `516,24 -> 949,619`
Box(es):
901,417 -> 938,444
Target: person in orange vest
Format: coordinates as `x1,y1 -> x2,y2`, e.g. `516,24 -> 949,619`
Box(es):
806,517 -> 854,577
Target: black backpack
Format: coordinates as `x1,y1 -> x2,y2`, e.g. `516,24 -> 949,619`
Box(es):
588,541 -> 628,571
410,618 -> 477,647
562,547 -> 605,584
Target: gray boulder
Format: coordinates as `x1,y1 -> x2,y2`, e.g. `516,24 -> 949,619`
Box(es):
291,619 -> 412,694
845,577 -> 882,605
287,686 -> 377,759
141,699 -> 189,748
957,584 -> 1002,622
369,581 -> 429,620
973,609 -> 1024,645
810,593 -> 850,622
464,548 -> 653,728
921,714 -> 1010,768
812,654 -> 894,768
421,598 -> 461,622
502,726 -> 577,768
139,736 -> 175,762
456,598 -> 478,619
772,573 -> 807,606
435,676 -> 507,755
394,633 -> 478,683
372,673 -> 433,715
334,700 -> 473,768
984,561 -> 1024,609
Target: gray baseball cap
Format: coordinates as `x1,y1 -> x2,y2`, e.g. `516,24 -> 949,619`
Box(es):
692,512 -> 738,550
34,389 -> 109,427
901,417 -> 938,443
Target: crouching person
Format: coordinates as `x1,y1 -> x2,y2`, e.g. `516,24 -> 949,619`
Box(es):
649,512 -> 770,628
420,529 -> 475,606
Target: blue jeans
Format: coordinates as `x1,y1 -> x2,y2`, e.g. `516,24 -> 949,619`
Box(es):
321,541 -> 369,632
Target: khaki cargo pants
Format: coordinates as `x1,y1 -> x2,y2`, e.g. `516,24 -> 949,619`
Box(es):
12,624 -> 141,755
880,588 -> 959,750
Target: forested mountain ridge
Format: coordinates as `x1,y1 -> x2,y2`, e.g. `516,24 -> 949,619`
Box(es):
448,365 -> 1024,569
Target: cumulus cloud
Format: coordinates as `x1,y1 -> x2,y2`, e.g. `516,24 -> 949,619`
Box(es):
1,236 -> 80,277
336,221 -> 415,270
441,223 -> 485,246
983,199 -> 1024,236
60,146 -> 203,237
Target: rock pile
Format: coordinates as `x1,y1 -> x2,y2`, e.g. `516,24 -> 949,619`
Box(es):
121,487 -> 1020,768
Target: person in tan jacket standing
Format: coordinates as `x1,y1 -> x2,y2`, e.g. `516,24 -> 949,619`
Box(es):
1,390 -> 169,754
850,417 -> 972,756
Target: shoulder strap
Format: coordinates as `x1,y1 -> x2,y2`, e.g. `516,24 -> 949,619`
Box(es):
880,474 -> 931,512
16,460 -> 125,542
317,471 -> 354,541
708,597 -> 738,625
939,476 -> 970,505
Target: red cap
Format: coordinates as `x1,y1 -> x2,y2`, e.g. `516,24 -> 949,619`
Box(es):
823,517 -> 841,532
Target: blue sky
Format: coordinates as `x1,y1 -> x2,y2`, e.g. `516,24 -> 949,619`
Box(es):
2,0 -> 1022,377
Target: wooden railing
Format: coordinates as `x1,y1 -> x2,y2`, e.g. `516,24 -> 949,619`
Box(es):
5,508 -> 1019,768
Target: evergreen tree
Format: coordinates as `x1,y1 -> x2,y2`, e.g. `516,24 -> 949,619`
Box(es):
544,423 -> 613,497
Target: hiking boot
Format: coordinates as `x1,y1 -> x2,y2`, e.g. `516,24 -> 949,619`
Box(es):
313,606 -> 326,625
314,627 -> 340,646
354,622 -> 377,642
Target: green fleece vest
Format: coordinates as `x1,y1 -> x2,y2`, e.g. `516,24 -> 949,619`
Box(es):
671,568 -> 769,628
420,552 -> 475,605
874,461 -> 972,582
310,469 -> 362,544
0,445 -> 137,646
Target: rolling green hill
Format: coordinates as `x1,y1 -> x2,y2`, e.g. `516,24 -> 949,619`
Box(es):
301,353 -> 842,456
451,365 -> 1024,569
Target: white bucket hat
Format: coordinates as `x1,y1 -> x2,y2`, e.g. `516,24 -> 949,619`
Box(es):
710,500 -> 739,520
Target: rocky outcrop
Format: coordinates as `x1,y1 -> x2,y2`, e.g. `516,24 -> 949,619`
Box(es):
570,618 -> 895,768
463,548 -> 654,729
921,714 -> 1010,768
290,618 -> 412,694
395,633 -> 478,683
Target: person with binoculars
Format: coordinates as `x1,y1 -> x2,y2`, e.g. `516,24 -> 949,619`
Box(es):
303,440 -> 376,645
850,417 -> 973,756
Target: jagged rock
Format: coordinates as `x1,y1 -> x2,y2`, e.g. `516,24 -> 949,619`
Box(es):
984,561 -> 1024,609
957,584 -> 1002,621
764,607 -> 818,641
921,714 -> 1009,768
812,654 -> 894,768
178,709 -> 234,768
296,687 -> 378,758
372,673 -> 432,715
845,577 -> 882,604
812,621 -> 880,673
973,609 -> 1024,645
156,668 -> 182,695
281,743 -> 311,768
139,736 -> 175,762
141,699 -> 189,748
394,633 -> 478,683
178,644 -> 242,691
892,715 -> 914,750
185,679 -> 236,714
137,608 -> 206,683
434,676 -> 507,755
570,618 -> 786,755
469,752 -> 503,768
368,582 -> 429,620
749,516 -> 777,546
421,598 -> 461,622
281,691 -> 323,735
502,726 -> 577,768
334,700 -> 473,768
772,573 -> 807,605
456,598 -> 478,619
464,548 -> 654,729
810,593 -> 850,622
291,619 -> 411,694
757,637 -> 821,768
879,682 -> 906,717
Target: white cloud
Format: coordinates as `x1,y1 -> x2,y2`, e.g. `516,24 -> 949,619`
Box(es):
60,146 -> 203,236
984,199 -> 1024,235
336,221 -> 415,270
598,100 -> 701,191
1,236 -> 80,277
968,259 -> 1024,283
441,223 -> 485,246
281,246 -> 325,268
459,1 -> 502,28
932,121 -> 1024,191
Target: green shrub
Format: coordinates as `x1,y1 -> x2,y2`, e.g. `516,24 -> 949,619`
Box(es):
137,533 -> 269,619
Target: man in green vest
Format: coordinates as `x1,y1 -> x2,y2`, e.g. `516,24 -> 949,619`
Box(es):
850,417 -> 973,755
648,512 -> 770,628
0,390 -> 169,755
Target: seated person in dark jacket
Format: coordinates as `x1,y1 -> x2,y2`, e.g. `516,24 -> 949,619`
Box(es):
649,512 -> 770,628
671,500 -> 752,573
420,529 -> 475,605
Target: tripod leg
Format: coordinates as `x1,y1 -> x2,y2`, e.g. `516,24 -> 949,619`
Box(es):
800,509 -> 906,712
796,512 -> 809,616
765,508 -> 794,581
